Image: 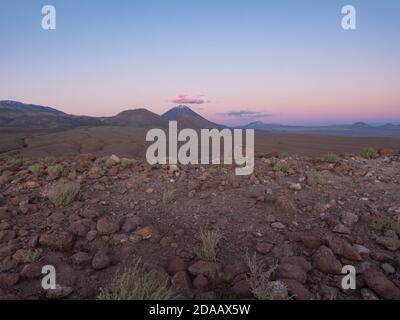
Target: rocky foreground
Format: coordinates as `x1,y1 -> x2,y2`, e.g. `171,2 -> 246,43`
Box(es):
0,149 -> 400,300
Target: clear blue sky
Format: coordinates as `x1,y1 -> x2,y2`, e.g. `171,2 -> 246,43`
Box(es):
0,0 -> 399,125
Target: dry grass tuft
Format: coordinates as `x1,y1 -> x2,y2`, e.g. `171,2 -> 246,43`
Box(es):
196,229 -> 222,262
48,179 -> 80,207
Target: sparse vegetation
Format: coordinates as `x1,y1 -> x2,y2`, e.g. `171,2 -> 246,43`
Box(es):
361,147 -> 378,159
7,158 -> 29,167
369,216 -> 400,234
48,179 -> 80,207
28,164 -> 44,176
121,158 -> 136,168
273,161 -> 289,173
67,169 -> 77,179
324,154 -> 338,164
246,253 -> 289,300
163,190 -> 174,204
43,156 -> 57,166
89,165 -> 104,175
98,260 -> 175,300
197,229 -> 222,262
306,171 -> 322,186
24,248 -> 43,263
47,164 -> 64,179
105,157 -> 115,168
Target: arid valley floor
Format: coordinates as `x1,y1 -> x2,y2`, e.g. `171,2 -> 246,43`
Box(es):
1,130 -> 400,300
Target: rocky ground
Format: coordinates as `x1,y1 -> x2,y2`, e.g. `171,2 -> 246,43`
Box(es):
0,149 -> 400,300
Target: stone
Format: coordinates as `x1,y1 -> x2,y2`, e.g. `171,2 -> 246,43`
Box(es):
342,212 -> 359,227
166,257 -> 186,276
325,235 -> 362,261
231,279 -> 252,298
360,288 -> 379,300
255,242 -> 273,255
282,279 -> 313,300
223,262 -> 249,282
46,285 -> 74,300
134,225 -> 158,240
363,268 -> 400,300
68,219 -> 91,237
96,218 -> 120,235
353,244 -> 370,256
122,216 -> 143,233
271,222 -> 286,229
379,148 -> 395,157
300,235 -> 321,250
376,237 -> 400,251
272,243 -> 294,258
280,256 -> 312,273
381,263 -> 396,275
171,271 -> 191,293
70,252 -> 92,265
333,224 -> 351,234
188,261 -> 221,279
193,274 -> 209,290
289,183 -> 302,191
0,273 -> 19,289
276,264 -> 307,284
91,250 -> 111,270
312,246 -> 342,274
76,153 -> 96,162
39,232 -> 75,252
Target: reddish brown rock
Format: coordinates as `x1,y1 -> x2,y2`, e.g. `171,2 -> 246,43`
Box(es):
231,279 -> 252,298
255,242 -> 273,255
39,232 -> 75,252
167,257 -> 187,276
282,279 -> 313,300
193,274 -> 209,290
188,261 -> 222,279
312,246 -> 342,274
363,268 -> 400,300
376,237 -> 400,252
276,264 -> 307,284
379,148 -> 395,157
0,273 -> 19,289
75,153 -> 96,163
91,250 -> 111,270
96,218 -> 120,235
325,235 -> 362,261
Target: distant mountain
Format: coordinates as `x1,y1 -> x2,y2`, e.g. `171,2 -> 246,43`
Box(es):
162,105 -> 222,129
240,121 -> 400,137
103,109 -> 168,128
0,100 -> 64,114
0,100 -> 103,129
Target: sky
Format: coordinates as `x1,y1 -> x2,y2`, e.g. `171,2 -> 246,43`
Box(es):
0,0 -> 399,125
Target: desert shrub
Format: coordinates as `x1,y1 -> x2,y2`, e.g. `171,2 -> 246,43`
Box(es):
47,164 -> 64,179
369,217 -> 400,234
246,253 -> 289,300
24,248 -> 43,263
121,158 -> 136,168
105,158 -> 115,168
98,260 -> 175,300
361,147 -> 378,159
29,164 -> 44,176
273,161 -> 289,173
306,171 -> 322,186
48,179 -> 80,207
67,169 -> 77,179
7,158 -> 29,167
43,156 -> 57,166
163,190 -> 174,204
324,154 -> 338,164
89,165 -> 104,175
196,229 -> 222,262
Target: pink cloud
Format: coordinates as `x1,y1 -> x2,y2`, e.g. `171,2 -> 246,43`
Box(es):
171,93 -> 209,105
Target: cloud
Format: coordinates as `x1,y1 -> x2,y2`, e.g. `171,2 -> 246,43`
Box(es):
171,93 -> 209,105
218,110 -> 275,118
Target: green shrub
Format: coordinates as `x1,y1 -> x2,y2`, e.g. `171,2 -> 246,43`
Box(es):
246,253 -> 289,300
273,161 -> 289,173
105,158 -> 115,168
163,190 -> 174,205
24,248 -> 43,263
47,164 -> 64,179
98,260 -> 175,300
89,165 -> 104,175
196,229 -> 222,262
324,154 -> 338,164
306,171 -> 322,186
361,147 -> 378,159
48,180 -> 80,207
29,164 -> 44,176
121,158 -> 136,168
